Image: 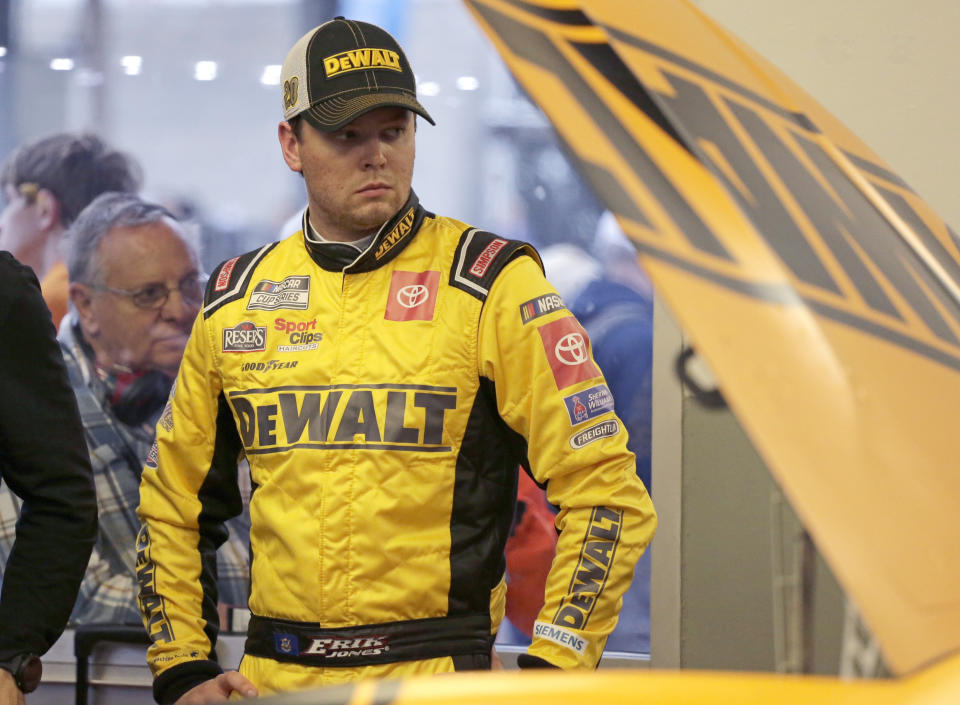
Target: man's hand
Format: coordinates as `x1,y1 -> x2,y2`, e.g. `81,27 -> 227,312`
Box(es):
0,669 -> 24,705
174,672 -> 257,704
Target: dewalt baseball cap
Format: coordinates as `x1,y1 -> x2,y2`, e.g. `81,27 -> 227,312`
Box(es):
280,17 -> 435,131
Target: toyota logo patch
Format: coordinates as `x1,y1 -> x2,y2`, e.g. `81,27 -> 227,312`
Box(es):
385,271 -> 441,321
554,333 -> 588,365
536,316 -> 601,389
397,284 -> 430,309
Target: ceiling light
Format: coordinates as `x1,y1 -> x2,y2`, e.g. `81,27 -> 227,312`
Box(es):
194,61 -> 217,81
456,76 -> 479,91
50,58 -> 75,71
418,81 -> 440,97
260,64 -> 281,86
121,55 -> 142,76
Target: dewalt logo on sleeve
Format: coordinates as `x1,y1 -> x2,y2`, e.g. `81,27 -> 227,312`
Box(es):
228,384 -> 456,453
323,48 -> 401,77
553,507 -> 623,629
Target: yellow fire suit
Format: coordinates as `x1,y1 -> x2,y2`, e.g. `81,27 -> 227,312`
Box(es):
137,192 -> 656,703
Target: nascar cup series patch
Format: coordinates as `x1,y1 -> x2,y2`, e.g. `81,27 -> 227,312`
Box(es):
563,384 -> 615,425
247,275 -> 310,311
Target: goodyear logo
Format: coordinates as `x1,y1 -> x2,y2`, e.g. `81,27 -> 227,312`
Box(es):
241,360 -> 298,373
136,525 -> 174,644
375,208 -> 415,260
323,48 -> 401,78
553,507 -> 622,629
228,384 -> 456,453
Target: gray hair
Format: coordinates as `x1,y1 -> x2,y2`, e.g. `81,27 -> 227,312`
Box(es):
65,192 -> 198,285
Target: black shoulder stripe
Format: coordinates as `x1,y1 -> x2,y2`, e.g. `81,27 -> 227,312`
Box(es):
203,243 -> 278,318
449,228 -> 542,302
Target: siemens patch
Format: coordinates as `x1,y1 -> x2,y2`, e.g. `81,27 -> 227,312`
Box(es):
247,276 -> 310,311
570,420 -> 620,449
563,384 -> 615,425
533,621 -> 586,655
519,293 -> 565,324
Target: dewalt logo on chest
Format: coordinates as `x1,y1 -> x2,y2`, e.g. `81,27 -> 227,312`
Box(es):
229,384 -> 456,453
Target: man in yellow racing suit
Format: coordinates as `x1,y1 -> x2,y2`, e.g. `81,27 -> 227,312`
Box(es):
136,17 -> 656,705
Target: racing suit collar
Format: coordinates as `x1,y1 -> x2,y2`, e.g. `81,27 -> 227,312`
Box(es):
302,190 -> 429,273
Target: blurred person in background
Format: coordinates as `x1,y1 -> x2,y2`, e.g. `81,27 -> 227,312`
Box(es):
0,193 -> 249,630
0,134 -> 141,328
136,17 -> 655,704
0,252 -> 98,703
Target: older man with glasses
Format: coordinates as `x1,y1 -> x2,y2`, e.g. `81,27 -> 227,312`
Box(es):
0,192 -> 250,628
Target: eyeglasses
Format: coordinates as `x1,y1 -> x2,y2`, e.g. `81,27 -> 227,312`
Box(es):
93,274 -> 206,310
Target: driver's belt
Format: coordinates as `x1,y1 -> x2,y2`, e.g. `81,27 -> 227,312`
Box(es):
244,612 -> 493,667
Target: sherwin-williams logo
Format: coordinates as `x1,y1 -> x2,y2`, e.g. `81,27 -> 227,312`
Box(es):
375,208 -> 415,260
323,48 -> 401,77
553,507 -> 623,629
223,321 -> 267,353
519,293 -> 565,324
247,276 -> 310,311
563,384 -> 615,425
570,420 -> 620,449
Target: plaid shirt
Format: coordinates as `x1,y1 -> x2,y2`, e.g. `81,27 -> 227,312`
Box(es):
0,316 -> 250,626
